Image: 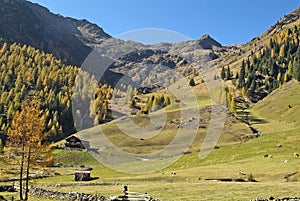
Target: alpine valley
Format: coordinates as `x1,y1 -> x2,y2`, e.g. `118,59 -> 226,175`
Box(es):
0,1 -> 300,200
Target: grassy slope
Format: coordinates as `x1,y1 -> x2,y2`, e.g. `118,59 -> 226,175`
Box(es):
35,126 -> 300,200
249,80 -> 300,134
2,81 -> 300,201
1,84 -> 300,201
22,81 -> 300,200
75,79 -> 251,154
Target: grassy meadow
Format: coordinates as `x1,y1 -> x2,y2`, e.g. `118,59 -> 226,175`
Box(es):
1,81 -> 300,201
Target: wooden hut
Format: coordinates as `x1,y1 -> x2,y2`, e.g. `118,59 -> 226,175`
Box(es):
74,170 -> 91,181
65,135 -> 90,150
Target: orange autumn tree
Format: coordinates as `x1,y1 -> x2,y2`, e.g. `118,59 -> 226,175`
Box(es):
5,98 -> 52,201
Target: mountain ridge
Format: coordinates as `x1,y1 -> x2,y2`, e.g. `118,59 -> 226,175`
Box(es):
215,6 -> 300,104
0,0 -> 299,139
0,0 -> 111,66
0,0 -> 228,68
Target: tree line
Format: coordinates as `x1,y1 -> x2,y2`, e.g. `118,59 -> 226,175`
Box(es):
140,94 -> 171,114
222,24 -> 300,102
0,42 -> 112,142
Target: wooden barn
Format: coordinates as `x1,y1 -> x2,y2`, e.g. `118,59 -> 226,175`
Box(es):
74,170 -> 91,181
65,135 -> 90,150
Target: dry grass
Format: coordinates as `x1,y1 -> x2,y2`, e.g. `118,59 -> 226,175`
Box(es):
2,81 -> 300,200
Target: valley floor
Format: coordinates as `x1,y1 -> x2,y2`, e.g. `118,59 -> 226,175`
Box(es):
2,82 -> 300,201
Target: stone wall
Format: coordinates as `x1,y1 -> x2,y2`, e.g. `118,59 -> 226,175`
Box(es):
0,185 -> 16,192
29,187 -> 107,201
252,197 -> 300,201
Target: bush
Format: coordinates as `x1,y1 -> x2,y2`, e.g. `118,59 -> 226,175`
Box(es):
189,78 -> 196,86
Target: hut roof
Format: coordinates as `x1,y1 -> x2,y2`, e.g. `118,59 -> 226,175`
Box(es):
75,170 -> 91,174
66,135 -> 89,143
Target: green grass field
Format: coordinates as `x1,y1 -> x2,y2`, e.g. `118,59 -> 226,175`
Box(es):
1,81 -> 300,201
249,80 -> 300,134
30,126 -> 300,200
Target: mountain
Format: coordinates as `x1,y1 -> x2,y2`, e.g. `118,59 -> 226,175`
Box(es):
0,0 -> 232,83
0,0 -> 111,66
196,34 -> 222,49
1,0 -> 299,141
0,0 -> 230,141
78,33 -> 231,88
217,6 -> 300,102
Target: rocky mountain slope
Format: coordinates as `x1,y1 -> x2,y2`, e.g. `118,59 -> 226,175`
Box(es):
0,0 -> 110,66
76,34 -> 233,89
0,0 -> 233,71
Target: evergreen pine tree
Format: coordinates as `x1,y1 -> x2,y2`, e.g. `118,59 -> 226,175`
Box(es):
238,60 -> 246,89
221,66 -> 226,80
235,72 -> 239,80
189,77 -> 196,86
226,66 -> 231,80
293,48 -> 300,81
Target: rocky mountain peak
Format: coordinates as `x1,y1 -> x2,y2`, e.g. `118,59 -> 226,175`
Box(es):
197,34 -> 222,49
66,18 -> 111,47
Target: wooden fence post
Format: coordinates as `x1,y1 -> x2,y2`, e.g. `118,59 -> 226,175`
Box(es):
124,185 -> 128,198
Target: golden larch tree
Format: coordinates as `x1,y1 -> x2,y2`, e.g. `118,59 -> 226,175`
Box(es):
5,98 -> 52,201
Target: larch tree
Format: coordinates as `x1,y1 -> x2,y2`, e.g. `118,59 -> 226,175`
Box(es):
0,139 -> 3,153
164,96 -> 171,106
241,87 -> 247,97
5,98 -> 52,201
151,96 -> 158,112
229,97 -> 237,114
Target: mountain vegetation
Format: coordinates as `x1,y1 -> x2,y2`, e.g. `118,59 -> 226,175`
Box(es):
4,99 -> 52,201
0,0 -> 298,143
234,23 -> 300,102
217,7 -> 300,105
0,42 -> 77,141
0,41 -> 174,143
0,42 -> 113,142
1,1 -> 300,201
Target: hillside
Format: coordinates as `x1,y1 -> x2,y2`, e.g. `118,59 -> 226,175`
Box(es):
250,80 -> 300,134
0,0 -> 232,142
217,7 -> 300,102
0,0 -> 110,66
0,42 -> 114,143
218,6 -> 300,71
0,1 -> 298,143
1,3 -> 300,201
